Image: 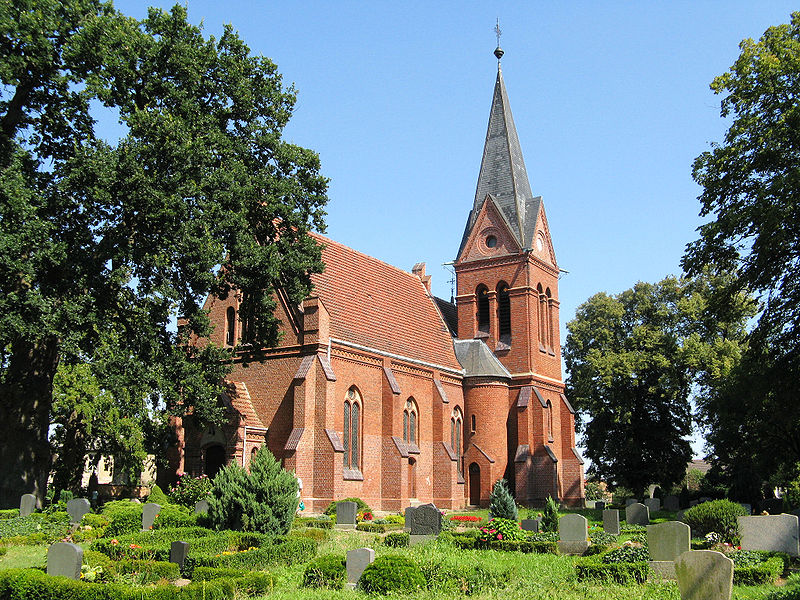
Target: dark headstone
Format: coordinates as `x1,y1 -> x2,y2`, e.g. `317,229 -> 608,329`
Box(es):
594,501 -> 606,510
625,498 -> 639,506
644,497 -> 661,512
663,495 -> 680,512
409,503 -> 442,535
170,541 -> 190,570
603,509 -> 620,535
66,498 -> 91,525
142,502 -> 161,531
626,502 -> 650,526
47,542 -> 83,580
335,501 -> 357,529
19,494 -> 36,517
521,518 -> 540,532
403,506 -> 416,532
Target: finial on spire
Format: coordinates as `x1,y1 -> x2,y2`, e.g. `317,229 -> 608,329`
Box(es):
494,19 -> 504,61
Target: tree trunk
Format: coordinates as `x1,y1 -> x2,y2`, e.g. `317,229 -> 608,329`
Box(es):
0,337 -> 58,508
51,409 -> 88,499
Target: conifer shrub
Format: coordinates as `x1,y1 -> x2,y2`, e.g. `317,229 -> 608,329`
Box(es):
359,555 -> 425,594
146,484 -> 171,506
541,496 -> 559,532
489,478 -> 518,520
302,554 -> 347,589
683,499 -> 747,544
207,446 -> 298,534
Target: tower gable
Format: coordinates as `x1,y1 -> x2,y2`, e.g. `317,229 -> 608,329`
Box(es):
457,194 -> 522,264
529,202 -> 557,269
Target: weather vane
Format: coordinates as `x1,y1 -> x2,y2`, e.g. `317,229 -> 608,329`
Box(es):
494,19 -> 504,61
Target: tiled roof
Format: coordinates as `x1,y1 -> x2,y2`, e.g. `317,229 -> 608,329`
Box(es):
309,233 -> 462,372
223,381 -> 266,430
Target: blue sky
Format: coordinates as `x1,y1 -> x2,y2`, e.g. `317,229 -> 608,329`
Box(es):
111,1 -> 797,456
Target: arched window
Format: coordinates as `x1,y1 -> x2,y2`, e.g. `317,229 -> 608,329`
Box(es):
250,446 -> 259,464
470,414 -> 476,434
403,398 -> 418,444
537,284 -> 547,351
546,399 -> 554,442
226,306 -> 236,346
476,285 -> 490,334
451,407 -> 463,476
497,283 -> 511,341
343,388 -> 361,469
545,288 -> 554,350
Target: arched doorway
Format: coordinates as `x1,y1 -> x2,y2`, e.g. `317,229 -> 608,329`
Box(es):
468,462 -> 481,506
408,457 -> 417,499
204,444 -> 226,478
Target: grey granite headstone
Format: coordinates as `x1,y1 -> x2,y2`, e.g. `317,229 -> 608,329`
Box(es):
558,513 -> 589,555
142,502 -> 161,531
410,503 -> 442,535
739,503 -> 752,515
603,509 -> 620,535
644,497 -> 661,512
521,518 -> 540,532
676,510 -> 686,522
346,547 -> 375,590
626,498 -> 639,506
335,501 -> 357,529
626,502 -> 650,526
170,541 -> 190,570
19,494 -> 36,517
47,542 -> 83,580
663,495 -> 680,512
675,550 -> 733,600
66,498 -> 90,525
403,506 -> 416,532
194,499 -> 209,514
648,521 -> 691,562
594,501 -> 606,510
738,514 -> 800,556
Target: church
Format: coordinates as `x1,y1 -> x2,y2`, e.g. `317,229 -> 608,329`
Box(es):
174,47 -> 585,511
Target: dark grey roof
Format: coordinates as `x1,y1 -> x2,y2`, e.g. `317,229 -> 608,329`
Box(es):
434,296 -> 458,337
458,64 -> 540,258
453,339 -> 511,379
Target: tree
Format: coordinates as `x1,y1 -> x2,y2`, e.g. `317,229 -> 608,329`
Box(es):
0,2 -> 328,507
682,12 -> 800,496
563,273 -> 753,498
489,478 -> 517,521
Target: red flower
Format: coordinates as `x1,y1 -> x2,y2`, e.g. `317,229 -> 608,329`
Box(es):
111,539 -> 119,545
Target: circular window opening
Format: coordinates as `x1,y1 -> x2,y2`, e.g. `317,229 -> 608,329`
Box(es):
486,235 -> 497,248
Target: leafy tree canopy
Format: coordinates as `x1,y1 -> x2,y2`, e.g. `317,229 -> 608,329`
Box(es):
0,1 -> 327,506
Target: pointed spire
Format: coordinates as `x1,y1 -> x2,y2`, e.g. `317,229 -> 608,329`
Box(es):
458,45 -> 538,257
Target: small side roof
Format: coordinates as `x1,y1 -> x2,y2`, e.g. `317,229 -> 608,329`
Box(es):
453,339 -> 511,379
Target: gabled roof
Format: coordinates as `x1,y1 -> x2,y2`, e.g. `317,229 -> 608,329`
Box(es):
223,381 -> 266,430
309,233 -> 462,372
453,339 -> 511,379
458,61 -> 540,258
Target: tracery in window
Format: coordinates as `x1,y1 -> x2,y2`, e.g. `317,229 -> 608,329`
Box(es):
497,282 -> 511,343
226,306 -> 237,346
403,398 -> 418,445
451,407 -> 463,475
476,285 -> 490,334
344,387 -> 361,469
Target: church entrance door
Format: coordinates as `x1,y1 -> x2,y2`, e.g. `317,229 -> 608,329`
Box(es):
468,462 -> 480,505
408,458 -> 416,499
205,444 -> 226,478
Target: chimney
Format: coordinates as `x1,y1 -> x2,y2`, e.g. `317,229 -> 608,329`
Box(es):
412,262 -> 432,293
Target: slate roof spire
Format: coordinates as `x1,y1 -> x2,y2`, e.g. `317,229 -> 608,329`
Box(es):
458,46 -> 541,258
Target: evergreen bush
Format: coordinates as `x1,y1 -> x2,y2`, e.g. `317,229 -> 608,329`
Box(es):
575,559 -> 651,584
302,554 -> 346,589
359,555 -> 425,594
384,531 -> 410,547
146,484 -> 170,505
489,478 -> 518,520
541,496 -> 559,532
323,497 -> 371,516
683,499 -> 747,544
206,446 -> 298,534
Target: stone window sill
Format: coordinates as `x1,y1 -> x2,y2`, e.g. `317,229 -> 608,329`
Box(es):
343,468 -> 364,481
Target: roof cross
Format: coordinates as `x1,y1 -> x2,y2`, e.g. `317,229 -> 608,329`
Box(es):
494,19 -> 504,61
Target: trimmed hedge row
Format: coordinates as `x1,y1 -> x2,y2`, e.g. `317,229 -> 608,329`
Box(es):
355,522 -> 402,533
292,517 -> 333,530
575,560 -> 651,584
302,554 -> 346,589
734,556 -> 784,586
456,538 -> 558,554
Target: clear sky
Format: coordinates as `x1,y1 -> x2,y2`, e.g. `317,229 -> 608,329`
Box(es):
110,1 -> 797,457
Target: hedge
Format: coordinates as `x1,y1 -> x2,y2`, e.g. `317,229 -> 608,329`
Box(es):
734,556 -> 784,586
292,517 -> 333,530
470,538 -> 559,554
302,554 -> 346,589
575,560 -> 651,584
116,560 -> 181,582
192,537 -> 316,570
356,522 -> 403,533
420,560 -> 515,594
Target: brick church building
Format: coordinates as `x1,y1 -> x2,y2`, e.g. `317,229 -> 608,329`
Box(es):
174,49 -> 584,511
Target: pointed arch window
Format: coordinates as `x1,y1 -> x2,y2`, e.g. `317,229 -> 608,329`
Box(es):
226,306 -> 237,346
537,284 -> 547,352
403,398 -> 418,445
344,388 -> 361,470
451,407 -> 463,476
545,288 -> 554,352
546,399 -> 554,442
476,285 -> 490,335
497,282 -> 511,344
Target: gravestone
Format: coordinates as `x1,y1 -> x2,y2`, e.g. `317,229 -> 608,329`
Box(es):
194,499 -> 209,514
66,498 -> 91,525
625,498 -> 639,506
47,542 -> 83,580
557,513 -> 589,555
19,494 -> 36,517
409,503 -> 442,536
739,503 -> 752,515
170,541 -> 190,570
142,502 -> 161,531
663,495 -> 680,512
594,501 -> 605,510
675,550 -> 733,600
644,497 -> 661,512
698,497 -> 711,504
626,502 -> 650,526
346,547 -> 375,589
335,501 -> 358,529
603,509 -> 620,535
521,518 -> 540,532
403,506 -> 416,532
676,510 -> 686,522
738,514 -> 800,556
648,521 -> 691,578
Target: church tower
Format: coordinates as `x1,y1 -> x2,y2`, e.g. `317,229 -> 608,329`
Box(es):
454,45 -> 584,506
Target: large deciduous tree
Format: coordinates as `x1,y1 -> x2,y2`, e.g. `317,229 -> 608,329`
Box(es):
683,12 -> 800,496
0,2 -> 328,507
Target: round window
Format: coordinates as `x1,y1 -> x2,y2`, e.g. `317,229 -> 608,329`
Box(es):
486,235 -> 497,248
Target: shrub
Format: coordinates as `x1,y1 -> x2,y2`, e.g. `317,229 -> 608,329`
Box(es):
359,555 -> 425,594
192,566 -> 248,580
117,559 -> 181,582
541,496 -> 559,532
0,547 -> 6,557
207,446 -> 298,534
102,501 -> 143,537
683,499 -> 747,543
478,517 -> 525,542
589,529 -> 618,546
153,504 -> 196,529
302,554 -> 346,589
0,512 -> 70,542
420,559 -> 515,594
194,536 -> 316,570
575,559 -> 651,584
356,522 -> 390,533
291,527 -> 328,543
169,473 -> 213,508
323,497 -> 371,516
145,484 -> 171,506
384,531 -> 410,547
734,556 -> 784,586
0,510 -> 19,520
293,516 -> 333,529
602,545 -> 649,563
489,478 -> 518,520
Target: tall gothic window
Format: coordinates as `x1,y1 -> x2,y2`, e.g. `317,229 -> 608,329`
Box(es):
546,399 -> 554,442
476,285 -> 490,334
344,388 -> 361,469
240,292 -> 257,344
545,288 -> 554,350
451,407 -> 463,475
497,282 -> 511,341
403,399 -> 418,445
537,284 -> 547,350
226,306 -> 236,346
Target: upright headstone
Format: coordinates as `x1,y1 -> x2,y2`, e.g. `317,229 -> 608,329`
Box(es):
594,501 -> 606,510
335,501 -> 358,529
626,502 -> 650,526
346,547 -> 375,590
170,541 -> 190,570
410,503 -> 442,536
142,502 -> 161,531
625,498 -> 639,507
19,494 -> 36,517
194,499 -> 209,514
557,513 -> 590,555
603,509 -> 620,535
47,542 -> 84,580
66,498 -> 91,525
644,497 -> 661,512
403,506 -> 416,532
648,521 -> 691,577
521,518 -> 540,532
663,495 -> 680,512
675,550 -> 733,600
698,497 -> 711,504
739,503 -> 752,515
738,514 -> 800,556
